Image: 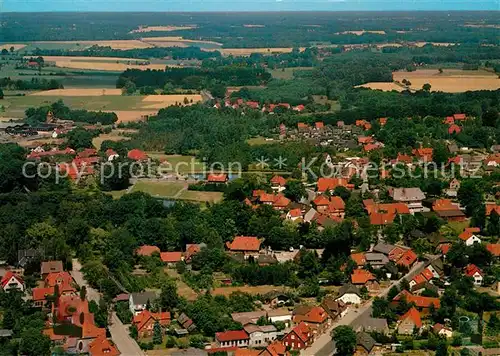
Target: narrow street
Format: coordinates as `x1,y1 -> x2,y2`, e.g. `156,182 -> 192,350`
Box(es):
303,261 -> 425,355
71,259 -> 145,356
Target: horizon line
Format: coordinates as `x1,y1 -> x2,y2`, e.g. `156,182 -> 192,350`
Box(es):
3,9 -> 500,13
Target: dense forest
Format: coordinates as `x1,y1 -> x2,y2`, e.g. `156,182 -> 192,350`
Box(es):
0,77 -> 63,91
2,12 -> 499,46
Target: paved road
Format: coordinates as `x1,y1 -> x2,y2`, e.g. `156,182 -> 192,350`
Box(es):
303,261 -> 425,356
109,312 -> 146,356
71,259 -> 145,356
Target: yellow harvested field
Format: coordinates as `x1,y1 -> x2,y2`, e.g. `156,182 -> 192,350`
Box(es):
38,55 -> 145,62
141,36 -> 222,46
356,82 -> 405,92
50,61 -> 169,71
142,94 -> 202,103
243,24 -> 265,28
33,40 -> 153,49
92,132 -> 132,150
412,42 -> 456,47
30,88 -> 122,96
338,30 -> 386,35
0,44 -> 26,51
359,69 -> 500,93
213,47 -> 306,56
130,25 -> 197,33
111,110 -> 158,123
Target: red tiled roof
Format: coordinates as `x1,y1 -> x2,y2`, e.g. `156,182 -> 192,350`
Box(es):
1,271 -> 23,288
77,148 -> 98,158
291,322 -> 311,343
32,287 -> 55,301
486,203 -> 500,216
351,269 -> 375,284
412,274 -> 426,285
226,236 -> 261,252
208,173 -> 228,183
379,117 -> 388,126
105,148 -> 118,157
443,116 -> 455,125
465,227 -> 480,233
273,194 -> 291,208
263,341 -> 288,356
160,252 -> 183,263
270,175 -> 287,186
350,252 -> 366,266
313,195 -> 330,206
363,143 -> 380,152
288,208 -> 303,218
136,245 -> 160,256
448,124 -> 461,135
412,148 -> 433,161
421,268 -> 434,281
358,136 -> 374,144
453,113 -> 467,121
458,231 -> 476,241
397,249 -> 417,267
315,122 -> 324,129
464,264 -> 483,277
486,243 -> 500,257
216,330 -> 249,342
127,149 -> 148,161
88,336 -> 120,356
299,306 -> 328,324
439,243 -> 452,255
393,290 -> 440,309
317,178 -> 353,193
400,307 -> 422,328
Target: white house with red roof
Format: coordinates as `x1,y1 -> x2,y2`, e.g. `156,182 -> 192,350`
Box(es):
215,330 -> 249,348
226,236 -> 262,259
464,264 -> 483,286
270,175 -> 287,192
1,271 -> 24,292
458,231 -> 482,246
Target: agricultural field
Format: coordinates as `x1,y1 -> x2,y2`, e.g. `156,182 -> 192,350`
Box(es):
39,55 -> 173,71
268,67 -> 314,80
211,285 -> 290,297
130,25 -> 197,33
131,180 -> 186,198
27,40 -> 153,50
0,44 -> 27,51
140,36 -> 222,49
92,129 -> 136,150
213,47 -> 306,56
358,68 -> 500,93
0,93 -> 204,119
148,154 -> 205,173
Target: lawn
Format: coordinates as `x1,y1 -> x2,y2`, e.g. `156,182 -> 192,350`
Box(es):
130,180 -> 186,198
151,154 -> 205,174
246,136 -> 277,146
178,190 -> 223,203
268,67 -> 313,80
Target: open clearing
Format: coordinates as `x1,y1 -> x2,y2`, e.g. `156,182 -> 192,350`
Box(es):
92,130 -> 135,150
130,25 -> 197,33
178,190 -> 223,203
211,285 -> 290,297
36,55 -> 174,71
358,69 -> 500,93
0,44 -> 26,51
111,110 -> 157,124
141,94 -> 203,108
131,180 -> 186,197
30,88 -> 122,96
269,67 -> 313,80
140,36 -> 222,49
209,47 -> 306,56
31,40 -> 153,50
337,30 -> 386,35
150,154 -> 205,173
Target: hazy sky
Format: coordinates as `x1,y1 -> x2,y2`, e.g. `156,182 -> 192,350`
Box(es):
3,0 -> 499,12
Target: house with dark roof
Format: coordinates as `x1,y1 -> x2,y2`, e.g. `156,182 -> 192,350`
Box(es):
321,296 -> 347,320
356,332 -> 376,355
335,284 -> 362,305
351,315 -> 389,334
390,187 -> 426,213
129,292 -> 157,315
41,261 -> 63,278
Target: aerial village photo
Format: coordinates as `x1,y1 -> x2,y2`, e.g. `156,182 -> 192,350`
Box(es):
0,1 -> 499,356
